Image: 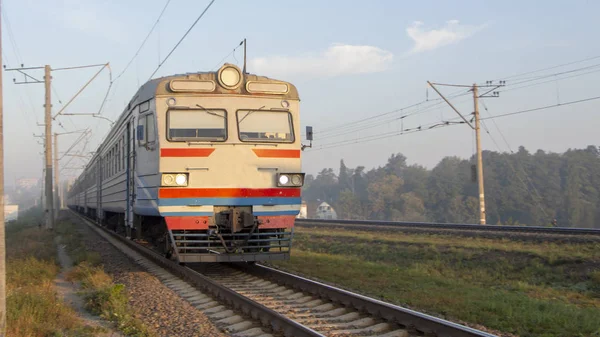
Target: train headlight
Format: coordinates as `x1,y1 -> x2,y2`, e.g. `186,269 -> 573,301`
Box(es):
277,173 -> 305,187
279,175 -> 290,185
217,64 -> 242,90
175,174 -> 188,186
162,174 -> 175,186
162,173 -> 189,187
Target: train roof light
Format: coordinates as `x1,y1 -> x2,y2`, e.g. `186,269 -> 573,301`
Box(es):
246,81 -> 289,94
169,80 -> 215,92
217,64 -> 242,90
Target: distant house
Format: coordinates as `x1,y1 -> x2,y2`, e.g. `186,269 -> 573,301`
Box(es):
315,202 -> 337,220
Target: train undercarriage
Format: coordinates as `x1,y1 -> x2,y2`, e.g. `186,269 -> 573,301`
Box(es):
71,206 -> 293,263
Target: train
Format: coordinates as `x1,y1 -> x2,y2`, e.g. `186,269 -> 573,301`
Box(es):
67,63 -> 312,263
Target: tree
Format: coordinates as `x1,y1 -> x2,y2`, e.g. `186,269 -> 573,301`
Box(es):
338,160 -> 352,192
301,145 -> 600,228
367,175 -> 403,220
338,189 -> 364,219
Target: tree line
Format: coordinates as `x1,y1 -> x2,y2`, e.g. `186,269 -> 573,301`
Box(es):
303,145 -> 600,228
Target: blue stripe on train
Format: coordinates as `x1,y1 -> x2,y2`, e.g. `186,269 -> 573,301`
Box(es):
158,197 -> 302,207
159,210 -> 299,217
160,211 -> 213,217
254,210 -> 300,216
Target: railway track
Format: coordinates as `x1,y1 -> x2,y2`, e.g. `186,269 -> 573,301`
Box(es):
296,218 -> 600,236
71,210 -> 497,337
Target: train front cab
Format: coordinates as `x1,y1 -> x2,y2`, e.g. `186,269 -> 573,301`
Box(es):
150,64 -> 308,263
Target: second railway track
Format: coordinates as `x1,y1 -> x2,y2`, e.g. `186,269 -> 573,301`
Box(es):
296,218 -> 600,236
71,210 -> 498,337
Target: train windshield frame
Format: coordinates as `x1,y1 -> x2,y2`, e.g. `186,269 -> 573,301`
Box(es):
236,109 -> 295,143
166,107 -> 227,142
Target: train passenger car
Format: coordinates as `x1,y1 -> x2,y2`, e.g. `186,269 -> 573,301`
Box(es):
67,64 -> 312,263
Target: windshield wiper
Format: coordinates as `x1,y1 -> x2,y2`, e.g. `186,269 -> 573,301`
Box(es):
238,106 -> 266,124
196,104 -> 225,118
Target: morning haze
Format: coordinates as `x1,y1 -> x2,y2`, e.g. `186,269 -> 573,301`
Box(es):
2,0 -> 599,185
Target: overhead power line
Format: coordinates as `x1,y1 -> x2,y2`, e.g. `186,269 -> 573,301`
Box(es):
480,95 -> 600,121
212,40 -> 244,71
310,94 -> 600,151
479,101 -> 548,218
495,54 -> 600,81
317,90 -> 469,136
147,0 -> 217,80
321,55 -> 600,140
504,63 -> 600,87
114,0 -> 172,82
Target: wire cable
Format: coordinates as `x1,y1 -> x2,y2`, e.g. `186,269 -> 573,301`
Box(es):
309,94 -> 600,151
114,0 -> 172,82
211,40 -> 244,71
495,54 -> 600,81
147,0 -> 217,80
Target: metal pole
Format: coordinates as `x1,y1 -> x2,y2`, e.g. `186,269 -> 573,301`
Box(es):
44,65 -> 54,229
53,133 -> 59,217
0,0 -> 7,332
242,38 -> 247,74
473,84 -> 486,224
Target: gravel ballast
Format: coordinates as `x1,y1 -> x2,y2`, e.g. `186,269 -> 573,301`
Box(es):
72,214 -> 228,337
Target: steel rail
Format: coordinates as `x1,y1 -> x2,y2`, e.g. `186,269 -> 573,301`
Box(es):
239,264 -> 497,337
296,218 -> 600,236
70,210 -> 324,337
71,210 -> 499,336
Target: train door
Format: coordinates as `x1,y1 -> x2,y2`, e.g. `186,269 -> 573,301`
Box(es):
96,157 -> 102,223
135,102 -> 158,213
126,119 -> 135,237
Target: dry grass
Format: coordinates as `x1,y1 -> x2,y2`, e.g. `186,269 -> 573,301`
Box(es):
5,209 -> 91,337
58,220 -> 153,337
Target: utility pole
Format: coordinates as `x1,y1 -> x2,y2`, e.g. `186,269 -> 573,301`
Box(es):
427,80 -> 504,225
472,84 -> 485,225
44,65 -> 54,229
6,63 -> 108,230
53,129 -> 87,217
53,133 -> 59,218
0,0 -> 6,332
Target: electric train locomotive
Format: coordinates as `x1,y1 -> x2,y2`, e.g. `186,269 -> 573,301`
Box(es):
67,64 -> 312,263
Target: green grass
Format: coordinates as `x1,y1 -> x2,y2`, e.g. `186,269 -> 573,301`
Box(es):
272,227 -> 600,337
57,219 -> 153,337
6,208 -> 91,337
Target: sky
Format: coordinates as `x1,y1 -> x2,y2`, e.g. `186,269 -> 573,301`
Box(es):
2,0 -> 600,187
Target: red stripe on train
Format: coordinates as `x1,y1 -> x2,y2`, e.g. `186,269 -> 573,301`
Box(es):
252,149 -> 300,158
164,216 -> 210,230
160,148 -> 215,157
258,215 -> 295,229
159,188 -> 301,199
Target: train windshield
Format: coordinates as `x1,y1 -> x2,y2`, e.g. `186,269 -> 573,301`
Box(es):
237,110 -> 294,142
167,108 -> 226,141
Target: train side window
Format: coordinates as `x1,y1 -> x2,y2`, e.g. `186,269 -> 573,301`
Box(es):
138,116 -> 147,146
146,114 -> 156,144
114,145 -> 118,174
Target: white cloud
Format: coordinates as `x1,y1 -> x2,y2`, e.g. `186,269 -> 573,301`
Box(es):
249,44 -> 393,79
406,20 -> 485,53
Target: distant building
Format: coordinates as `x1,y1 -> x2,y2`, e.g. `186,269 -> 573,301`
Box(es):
315,202 -> 337,220
16,178 -> 38,189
